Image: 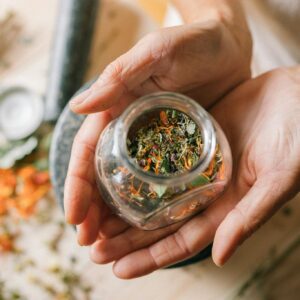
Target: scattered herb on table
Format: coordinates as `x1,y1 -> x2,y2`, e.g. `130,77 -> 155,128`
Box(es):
0,167 -> 51,221
0,126 -> 96,299
29,262 -> 93,300
47,221 -> 66,253
0,279 -> 24,300
0,11 -> 21,69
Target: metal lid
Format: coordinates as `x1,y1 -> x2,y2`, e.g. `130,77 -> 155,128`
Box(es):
0,87 -> 44,140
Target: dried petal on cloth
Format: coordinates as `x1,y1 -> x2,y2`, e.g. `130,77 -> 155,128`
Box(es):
0,166 -> 51,252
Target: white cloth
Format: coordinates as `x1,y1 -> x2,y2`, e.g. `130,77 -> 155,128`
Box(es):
243,0 -> 300,75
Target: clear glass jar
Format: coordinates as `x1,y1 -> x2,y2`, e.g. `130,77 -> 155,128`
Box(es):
95,92 -> 232,230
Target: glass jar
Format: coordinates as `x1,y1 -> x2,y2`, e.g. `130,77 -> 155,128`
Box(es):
95,92 -> 232,230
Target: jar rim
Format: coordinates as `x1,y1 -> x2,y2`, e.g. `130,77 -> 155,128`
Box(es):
114,92 -> 216,186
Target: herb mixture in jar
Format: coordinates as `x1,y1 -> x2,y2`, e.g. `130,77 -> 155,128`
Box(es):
95,92 -> 232,229
105,108 -> 224,213
127,109 -> 203,176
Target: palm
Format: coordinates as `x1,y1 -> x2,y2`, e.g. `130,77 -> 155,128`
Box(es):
65,67 -> 300,278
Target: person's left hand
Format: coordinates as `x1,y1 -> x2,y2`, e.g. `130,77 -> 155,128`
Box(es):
69,19 -> 251,114
65,67 -> 300,279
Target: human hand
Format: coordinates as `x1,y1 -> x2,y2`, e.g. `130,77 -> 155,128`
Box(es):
69,18 -> 251,115
65,67 -> 300,278
64,16 -> 253,277
209,67 -> 300,265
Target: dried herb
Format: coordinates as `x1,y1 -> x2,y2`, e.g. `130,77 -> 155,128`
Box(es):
0,124 -> 96,299
30,263 -> 93,300
47,221 -> 66,253
0,279 -> 24,300
0,167 -> 51,221
0,230 -> 17,253
0,11 -> 21,68
127,109 -> 203,175
108,108 -> 224,214
14,258 -> 35,272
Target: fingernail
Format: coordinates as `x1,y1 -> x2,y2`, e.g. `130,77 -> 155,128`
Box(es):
76,225 -> 83,246
214,260 -> 224,268
70,88 -> 92,107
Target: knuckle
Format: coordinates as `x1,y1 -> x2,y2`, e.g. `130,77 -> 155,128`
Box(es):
106,59 -> 124,80
266,68 -> 293,87
233,206 -> 259,241
123,230 -> 136,252
148,231 -> 192,269
148,244 -> 165,269
73,134 -> 96,158
143,31 -> 161,45
173,230 -> 193,257
143,31 -> 170,62
95,59 -> 124,88
270,68 -> 288,81
90,248 -> 110,264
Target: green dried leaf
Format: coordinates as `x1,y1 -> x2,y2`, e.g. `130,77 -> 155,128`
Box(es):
152,184 -> 167,198
189,175 -> 210,187
160,158 -> 170,173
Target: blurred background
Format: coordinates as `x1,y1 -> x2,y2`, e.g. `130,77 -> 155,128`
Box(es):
0,0 -> 300,299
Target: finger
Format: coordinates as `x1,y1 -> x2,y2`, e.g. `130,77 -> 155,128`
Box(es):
77,201 -> 101,246
212,177 -> 296,267
64,112 -> 111,224
111,186 -> 238,279
90,189 -> 234,266
70,33 -> 163,114
111,212 -> 220,279
90,222 -> 182,264
98,214 -> 130,239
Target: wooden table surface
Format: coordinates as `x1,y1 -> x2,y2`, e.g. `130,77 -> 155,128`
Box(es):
1,1 -> 300,299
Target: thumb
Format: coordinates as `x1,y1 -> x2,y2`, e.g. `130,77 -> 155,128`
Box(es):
212,176 -> 298,267
69,33 -> 163,114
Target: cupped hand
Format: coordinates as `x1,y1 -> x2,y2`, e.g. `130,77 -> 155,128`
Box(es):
64,19 -> 251,247
64,18 -> 251,265
65,67 -> 300,278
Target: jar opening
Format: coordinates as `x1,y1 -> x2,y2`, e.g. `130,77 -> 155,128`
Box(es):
127,108 -> 204,177
115,92 -> 216,186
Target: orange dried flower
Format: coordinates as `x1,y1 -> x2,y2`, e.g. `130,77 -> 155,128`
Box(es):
159,110 -> 168,125
0,233 -> 15,253
0,166 -> 51,219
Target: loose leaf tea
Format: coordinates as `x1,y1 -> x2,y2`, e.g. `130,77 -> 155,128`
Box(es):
103,108 -> 225,215
96,92 -> 232,230
127,109 -> 203,175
